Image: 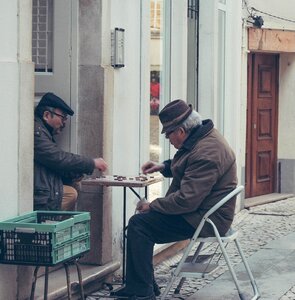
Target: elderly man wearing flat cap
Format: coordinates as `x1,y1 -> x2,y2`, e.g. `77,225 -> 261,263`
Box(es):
113,99 -> 237,300
34,92 -> 108,211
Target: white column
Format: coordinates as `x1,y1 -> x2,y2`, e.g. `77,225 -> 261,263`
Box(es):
0,0 -> 34,298
198,0 -> 218,119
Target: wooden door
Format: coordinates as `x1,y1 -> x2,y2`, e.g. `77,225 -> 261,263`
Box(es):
245,53 -> 279,198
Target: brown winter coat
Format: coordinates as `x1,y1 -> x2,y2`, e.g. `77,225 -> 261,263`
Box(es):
150,119 -> 237,236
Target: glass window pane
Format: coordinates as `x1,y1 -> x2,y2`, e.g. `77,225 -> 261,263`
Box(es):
149,0 -> 164,200
150,0 -> 163,163
32,0 -> 53,72
217,9 -> 226,133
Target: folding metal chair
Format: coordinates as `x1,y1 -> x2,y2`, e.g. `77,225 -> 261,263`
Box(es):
161,185 -> 260,300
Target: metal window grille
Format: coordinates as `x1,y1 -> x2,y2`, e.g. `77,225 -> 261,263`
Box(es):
32,0 -> 53,72
188,0 -> 199,19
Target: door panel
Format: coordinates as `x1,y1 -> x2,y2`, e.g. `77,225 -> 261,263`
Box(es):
246,53 -> 278,197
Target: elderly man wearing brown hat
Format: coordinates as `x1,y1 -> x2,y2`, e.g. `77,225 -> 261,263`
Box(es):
112,99 -> 237,300
34,92 -> 108,211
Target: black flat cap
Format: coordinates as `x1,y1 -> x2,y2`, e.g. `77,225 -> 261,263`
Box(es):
37,92 -> 74,116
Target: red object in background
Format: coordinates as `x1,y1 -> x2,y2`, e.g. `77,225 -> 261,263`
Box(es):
150,82 -> 160,98
150,81 -> 160,114
150,97 -> 160,111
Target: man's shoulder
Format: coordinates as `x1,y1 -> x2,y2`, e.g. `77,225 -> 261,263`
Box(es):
34,116 -> 43,129
34,117 -> 51,139
201,128 -> 229,146
192,129 -> 235,159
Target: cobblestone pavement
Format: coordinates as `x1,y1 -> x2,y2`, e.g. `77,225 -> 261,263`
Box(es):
154,197 -> 295,299
87,197 -> 295,299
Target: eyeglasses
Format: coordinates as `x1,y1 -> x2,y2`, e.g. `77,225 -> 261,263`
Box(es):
51,111 -> 68,121
165,129 -> 177,139
165,127 -> 182,139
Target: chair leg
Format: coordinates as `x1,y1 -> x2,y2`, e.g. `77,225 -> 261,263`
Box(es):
30,260 -> 87,300
173,242 -> 205,295
30,266 -> 40,300
234,239 -> 260,300
74,259 -> 85,299
64,262 -> 72,300
216,238 -> 244,298
174,277 -> 186,294
44,267 -> 49,300
161,273 -> 177,300
191,242 -> 205,263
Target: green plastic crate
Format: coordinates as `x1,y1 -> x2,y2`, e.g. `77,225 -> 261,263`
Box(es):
54,235 -> 90,263
0,211 -> 90,266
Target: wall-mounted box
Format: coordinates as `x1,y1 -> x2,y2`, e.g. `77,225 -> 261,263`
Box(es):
111,28 -> 125,68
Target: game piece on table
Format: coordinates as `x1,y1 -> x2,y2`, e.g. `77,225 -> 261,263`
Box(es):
86,174 -> 163,187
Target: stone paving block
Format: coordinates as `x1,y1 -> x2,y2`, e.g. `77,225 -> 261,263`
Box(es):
263,232 -> 295,250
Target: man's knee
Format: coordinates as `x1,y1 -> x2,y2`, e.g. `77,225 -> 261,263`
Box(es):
128,213 -> 146,228
62,185 -> 78,211
127,213 -> 153,239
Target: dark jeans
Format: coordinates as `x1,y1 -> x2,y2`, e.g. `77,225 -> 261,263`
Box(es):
124,211 -> 195,296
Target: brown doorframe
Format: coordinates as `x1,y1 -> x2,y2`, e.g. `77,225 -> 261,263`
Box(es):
245,53 -> 279,198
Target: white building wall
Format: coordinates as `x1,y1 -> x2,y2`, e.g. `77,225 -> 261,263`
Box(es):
0,0 -> 34,298
170,0 -> 187,100
0,1 -> 20,218
110,0 -> 149,261
198,0 -> 218,120
222,0 -> 243,192
244,0 -> 295,192
278,53 -> 295,159
108,0 -> 188,261
199,0 -> 244,198
246,0 -> 295,30
277,52 -> 295,192
200,0 -> 295,198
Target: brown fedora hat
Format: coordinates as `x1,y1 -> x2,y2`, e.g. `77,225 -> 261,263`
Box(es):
159,99 -> 192,134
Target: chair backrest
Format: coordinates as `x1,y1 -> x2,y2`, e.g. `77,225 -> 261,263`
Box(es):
191,185 -> 244,242
203,185 -> 244,220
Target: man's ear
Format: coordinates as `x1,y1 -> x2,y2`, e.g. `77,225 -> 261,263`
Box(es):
179,127 -> 188,139
179,127 -> 185,135
43,110 -> 51,122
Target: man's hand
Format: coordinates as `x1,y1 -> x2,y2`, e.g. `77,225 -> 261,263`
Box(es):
137,202 -> 151,213
94,158 -> 108,172
141,161 -> 165,174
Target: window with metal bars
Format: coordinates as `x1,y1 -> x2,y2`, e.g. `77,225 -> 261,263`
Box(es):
32,0 -> 53,72
188,0 -> 198,20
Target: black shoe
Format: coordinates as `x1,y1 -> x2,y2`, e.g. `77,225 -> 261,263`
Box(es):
110,287 -> 132,298
111,288 -> 156,300
153,279 -> 161,296
114,295 -> 156,300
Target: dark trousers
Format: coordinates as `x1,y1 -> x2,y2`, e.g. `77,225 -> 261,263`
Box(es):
125,211 -> 195,296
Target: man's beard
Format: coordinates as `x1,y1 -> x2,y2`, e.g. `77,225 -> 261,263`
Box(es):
53,124 -> 65,135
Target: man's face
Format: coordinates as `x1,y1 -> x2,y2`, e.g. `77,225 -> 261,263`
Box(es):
43,108 -> 68,135
165,127 -> 187,149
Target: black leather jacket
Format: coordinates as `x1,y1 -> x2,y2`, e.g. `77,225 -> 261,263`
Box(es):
34,117 -> 95,210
